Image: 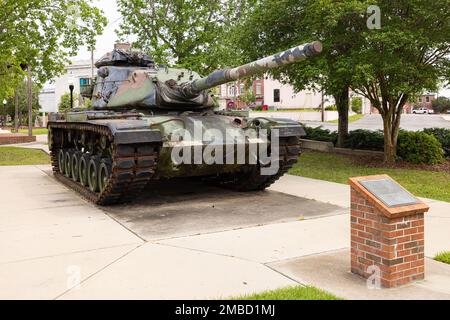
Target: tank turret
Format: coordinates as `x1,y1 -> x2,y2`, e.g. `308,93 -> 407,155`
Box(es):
88,42 -> 322,110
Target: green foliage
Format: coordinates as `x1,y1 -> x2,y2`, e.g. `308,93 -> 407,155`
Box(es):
117,0 -> 251,74
233,0 -> 450,162
423,128 -> 450,157
58,93 -> 79,112
325,105 -> 337,111
344,129 -> 384,151
351,98 -> 362,114
240,90 -> 256,105
397,131 -> 444,165
434,251 -> 450,265
431,97 -> 450,114
302,126 -> 338,144
304,127 -> 446,164
0,1 -> 107,98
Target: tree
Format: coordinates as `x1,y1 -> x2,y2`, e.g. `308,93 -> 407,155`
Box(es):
4,81 -> 41,126
0,0 -> 107,98
351,97 -> 363,114
432,97 -> 450,114
240,90 -> 256,106
352,0 -> 450,162
231,0 -> 369,147
116,0 -> 253,74
231,0 -> 449,161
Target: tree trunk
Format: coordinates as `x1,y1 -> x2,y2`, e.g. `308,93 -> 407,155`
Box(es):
382,113 -> 395,163
381,97 -> 405,163
334,86 -> 349,147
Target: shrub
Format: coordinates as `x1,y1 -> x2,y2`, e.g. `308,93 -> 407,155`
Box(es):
343,129 -> 384,151
302,126 -> 338,144
431,96 -> 450,114
351,97 -> 363,114
325,105 -> 337,111
423,128 -> 450,157
397,131 -> 445,165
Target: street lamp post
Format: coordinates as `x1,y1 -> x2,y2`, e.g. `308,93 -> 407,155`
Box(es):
2,99 -> 6,128
68,77 -> 75,110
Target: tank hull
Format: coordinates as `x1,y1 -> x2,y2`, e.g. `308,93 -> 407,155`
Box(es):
48,110 -> 304,205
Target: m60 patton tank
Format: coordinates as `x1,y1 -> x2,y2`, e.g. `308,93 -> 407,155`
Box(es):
48,42 -> 322,205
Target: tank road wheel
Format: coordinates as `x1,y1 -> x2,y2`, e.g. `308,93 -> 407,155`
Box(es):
98,159 -> 112,193
58,149 -> 66,174
88,156 -> 101,193
79,154 -> 91,187
71,152 -> 82,182
64,150 -> 73,178
49,123 -> 160,205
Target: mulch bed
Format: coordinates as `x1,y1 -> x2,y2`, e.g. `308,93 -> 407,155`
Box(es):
343,153 -> 450,173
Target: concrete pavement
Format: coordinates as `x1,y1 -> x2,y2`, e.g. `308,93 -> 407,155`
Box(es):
0,164 -> 449,299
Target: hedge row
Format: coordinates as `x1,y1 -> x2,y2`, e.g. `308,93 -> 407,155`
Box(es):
302,126 -> 449,165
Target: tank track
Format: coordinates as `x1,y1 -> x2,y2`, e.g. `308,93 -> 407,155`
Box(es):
212,136 -> 301,191
49,123 -> 160,205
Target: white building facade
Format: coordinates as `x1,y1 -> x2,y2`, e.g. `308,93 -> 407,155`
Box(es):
39,59 -> 96,113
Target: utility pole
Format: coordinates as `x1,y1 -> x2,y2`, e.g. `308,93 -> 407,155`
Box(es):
14,92 -> 18,132
27,66 -> 32,137
321,90 -> 325,122
91,47 -> 94,78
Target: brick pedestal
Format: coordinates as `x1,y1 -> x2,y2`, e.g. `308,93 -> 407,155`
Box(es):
349,175 -> 429,288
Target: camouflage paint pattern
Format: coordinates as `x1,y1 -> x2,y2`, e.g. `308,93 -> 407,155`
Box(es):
55,41 -> 321,178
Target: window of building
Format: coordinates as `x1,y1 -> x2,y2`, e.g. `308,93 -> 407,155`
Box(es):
240,84 -> 245,94
426,96 -> 430,103
79,78 -> 91,86
229,85 -> 236,97
255,84 -> 262,95
274,89 -> 280,103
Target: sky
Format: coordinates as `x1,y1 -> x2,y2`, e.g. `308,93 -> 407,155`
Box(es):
72,0 -> 450,97
72,0 -> 125,61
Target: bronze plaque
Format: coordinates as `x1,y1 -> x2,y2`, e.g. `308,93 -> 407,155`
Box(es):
360,179 -> 420,208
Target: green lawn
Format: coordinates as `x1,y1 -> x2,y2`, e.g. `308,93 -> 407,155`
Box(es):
234,286 -> 341,300
327,114 -> 364,123
290,151 -> 450,202
0,147 -> 49,165
18,128 -> 48,135
434,251 -> 450,264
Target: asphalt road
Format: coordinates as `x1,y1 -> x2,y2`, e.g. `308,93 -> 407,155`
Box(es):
304,114 -> 450,131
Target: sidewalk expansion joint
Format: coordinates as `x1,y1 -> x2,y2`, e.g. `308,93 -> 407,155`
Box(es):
53,243 -> 144,300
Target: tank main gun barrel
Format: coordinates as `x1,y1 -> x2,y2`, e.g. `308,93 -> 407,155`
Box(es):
183,41 -> 322,97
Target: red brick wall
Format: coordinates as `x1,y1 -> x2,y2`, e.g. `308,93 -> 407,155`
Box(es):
350,187 -> 425,288
0,134 -> 36,145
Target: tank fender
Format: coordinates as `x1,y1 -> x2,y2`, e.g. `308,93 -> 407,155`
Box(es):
87,120 -> 162,145
249,117 -> 306,137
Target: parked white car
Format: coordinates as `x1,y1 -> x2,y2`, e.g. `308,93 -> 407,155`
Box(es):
412,107 -> 433,114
